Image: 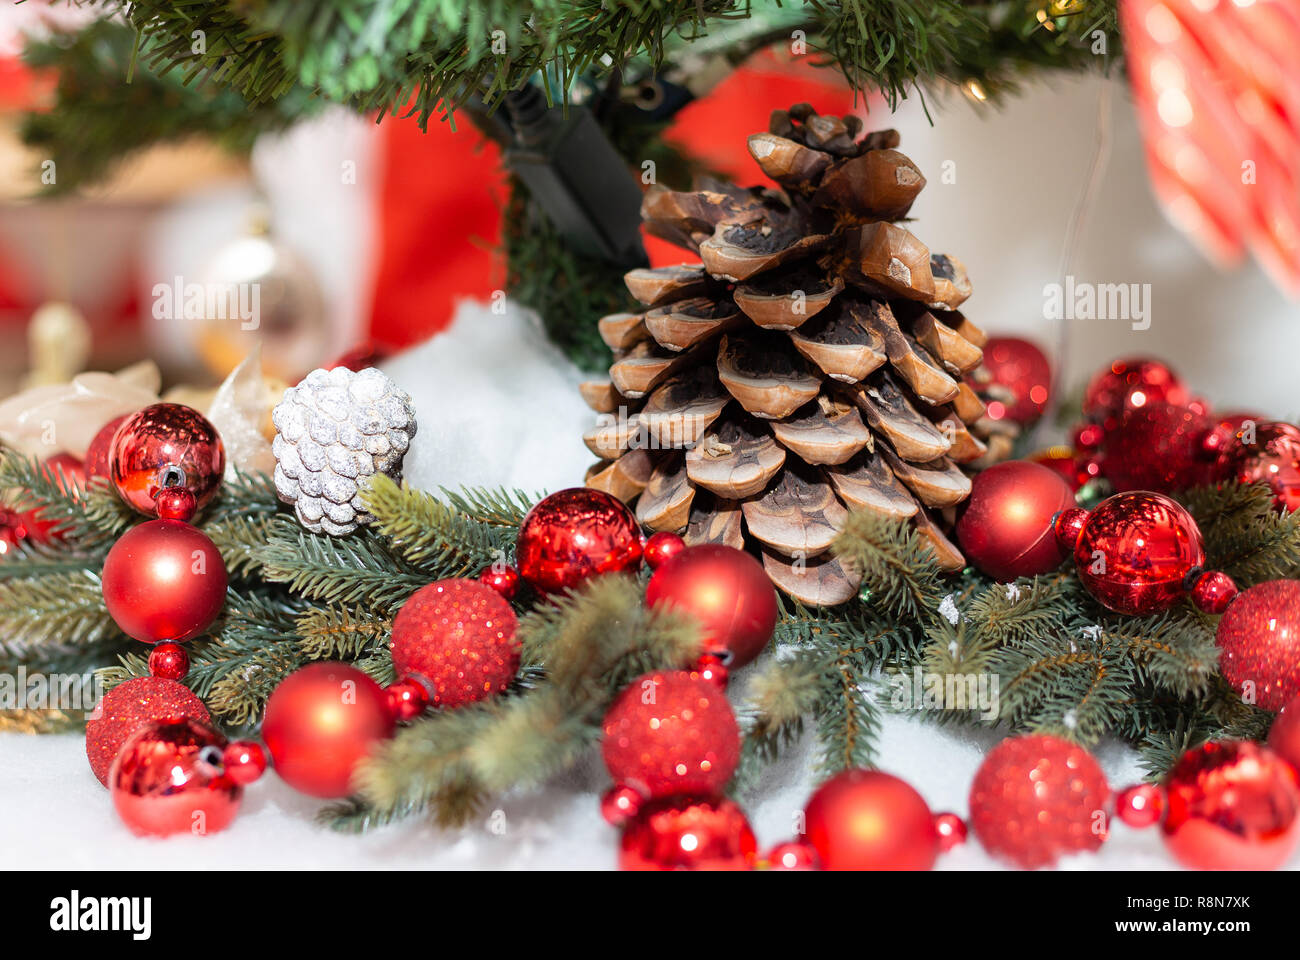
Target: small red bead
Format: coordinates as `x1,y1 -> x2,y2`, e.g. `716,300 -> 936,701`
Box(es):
477,564 -> 521,600
1191,570 -> 1238,614
1115,782 -> 1165,828
386,676 -> 431,722
934,811 -> 968,852
642,531 -> 686,570
154,487 -> 198,522
767,841 -> 820,870
1053,507 -> 1089,551
694,654 -> 729,689
147,642 -> 190,680
223,740 -> 268,785
601,784 -> 644,826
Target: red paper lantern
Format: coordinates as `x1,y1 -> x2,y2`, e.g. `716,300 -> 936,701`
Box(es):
514,488 -> 642,594
804,769 -> 939,871
1073,491 -> 1205,615
602,669 -> 740,799
390,578 -> 520,708
100,519 -> 228,644
645,544 -> 778,666
85,676 -> 211,786
972,337 -> 1052,425
109,403 -> 225,517
619,795 -> 757,871
955,460 -> 1075,581
1216,580 -> 1300,711
261,662 -> 395,798
110,717 -> 242,838
1162,740 -> 1300,870
969,734 -> 1110,869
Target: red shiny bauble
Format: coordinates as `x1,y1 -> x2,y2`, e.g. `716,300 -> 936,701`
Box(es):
155,487 -> 198,522
973,337 -> 1052,425
1074,491 -> 1205,615
1190,570 -> 1238,614
1216,580 -> 1300,711
955,461 -> 1075,581
1099,400 -> 1214,493
85,676 -> 210,786
476,564 -> 520,600
101,519 -> 228,643
1201,411 -> 1266,460
110,717 -> 242,837
601,784 -> 645,826
85,414 -> 130,482
645,544 -> 778,666
1268,694 -> 1300,772
515,488 -> 642,594
385,676 -> 431,721
602,669 -> 740,799
619,796 -> 757,870
694,653 -> 728,688
390,579 -> 520,708
766,841 -> 820,870
109,403 -> 225,517
1115,783 -> 1165,829
1082,357 -> 1189,428
1162,740 -> 1300,870
969,734 -> 1110,869
934,812 -> 968,852
1027,445 -> 1093,492
261,662 -> 395,798
1215,421 -> 1300,512
643,531 -> 686,569
148,642 -> 190,680
223,740 -> 268,785
804,769 -> 939,871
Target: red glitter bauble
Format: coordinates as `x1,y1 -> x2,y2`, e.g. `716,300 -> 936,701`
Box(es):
1115,783 -> 1165,829
85,414 -> 129,481
619,795 -> 757,871
1268,694 -> 1300,772
111,717 -> 241,837
645,544 -> 778,666
955,461 -> 1075,581
1161,740 -> 1300,870
514,488 -> 642,594
1099,400 -> 1214,493
1215,421 -> 1300,513
1074,491 -> 1204,615
109,403 -> 225,516
390,578 -> 520,708
972,337 -> 1052,425
262,662 -> 395,798
804,769 -> 939,870
602,669 -> 740,799
101,519 -> 228,643
968,734 -> 1110,869
1216,580 -> 1300,711
85,676 -> 210,786
1082,357 -> 1189,428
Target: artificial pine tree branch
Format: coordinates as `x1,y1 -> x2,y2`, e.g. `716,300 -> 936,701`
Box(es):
1182,482 -> 1300,585
0,453 -> 133,547
832,510 -> 945,623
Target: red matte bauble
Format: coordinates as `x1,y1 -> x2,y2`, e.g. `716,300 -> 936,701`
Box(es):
955,461 -> 1075,581
602,670 -> 740,799
85,676 -> 211,786
85,414 -> 129,481
110,717 -> 241,837
390,579 -> 520,708
109,403 -> 225,516
515,488 -> 643,594
1082,357 -> 1189,428
969,734 -> 1110,869
1268,694 -> 1300,772
804,769 -> 939,870
972,337 -> 1052,425
1099,400 -> 1214,493
1074,491 -> 1205,615
101,519 -> 228,643
645,544 -> 778,666
619,796 -> 757,870
1216,580 -> 1300,711
1161,740 -> 1300,870
1215,421 -> 1300,512
261,662 -> 395,798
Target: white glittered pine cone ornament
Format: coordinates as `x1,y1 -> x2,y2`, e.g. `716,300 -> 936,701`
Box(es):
271,366 -> 417,535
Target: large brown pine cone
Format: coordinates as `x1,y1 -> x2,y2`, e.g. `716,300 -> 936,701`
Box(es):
581,104 -> 1002,605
